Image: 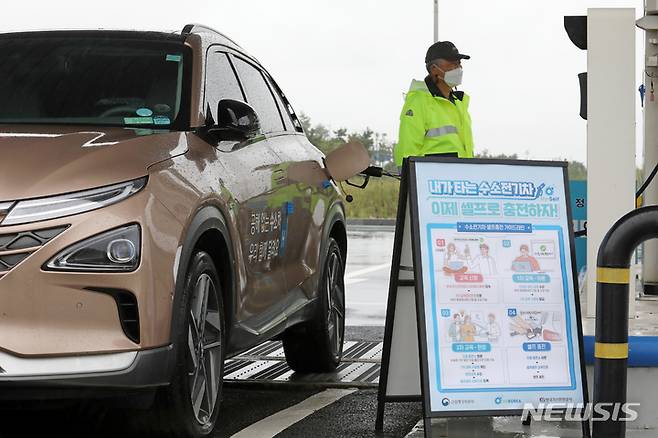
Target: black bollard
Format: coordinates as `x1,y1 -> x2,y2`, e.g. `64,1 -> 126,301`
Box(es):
593,206 -> 658,437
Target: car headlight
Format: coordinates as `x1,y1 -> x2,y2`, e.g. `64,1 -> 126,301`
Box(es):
1,178 -> 147,226
45,224 -> 141,272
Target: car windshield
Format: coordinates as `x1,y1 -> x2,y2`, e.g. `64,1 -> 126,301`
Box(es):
0,35 -> 189,128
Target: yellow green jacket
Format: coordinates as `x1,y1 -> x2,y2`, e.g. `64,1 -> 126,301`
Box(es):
394,77 -> 473,166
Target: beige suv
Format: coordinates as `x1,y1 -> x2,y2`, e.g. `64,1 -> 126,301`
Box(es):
0,24 -> 347,437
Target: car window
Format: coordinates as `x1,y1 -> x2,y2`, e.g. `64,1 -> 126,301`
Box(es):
232,57 -> 284,134
263,74 -> 294,132
205,51 -> 244,124
264,74 -> 304,133
0,37 -> 190,129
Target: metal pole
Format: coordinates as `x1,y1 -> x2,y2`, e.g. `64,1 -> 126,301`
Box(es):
433,0 -> 439,42
585,8 -> 636,317
641,6 -> 658,294
593,205 -> 658,437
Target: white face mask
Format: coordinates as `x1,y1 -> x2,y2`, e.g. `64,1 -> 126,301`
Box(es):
438,66 -> 463,88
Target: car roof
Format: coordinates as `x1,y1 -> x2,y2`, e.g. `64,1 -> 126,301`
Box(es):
0,29 -> 187,42
181,24 -> 261,66
181,24 -> 243,50
0,25 -> 259,66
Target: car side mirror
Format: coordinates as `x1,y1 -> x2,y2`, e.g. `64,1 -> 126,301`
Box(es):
209,99 -> 261,141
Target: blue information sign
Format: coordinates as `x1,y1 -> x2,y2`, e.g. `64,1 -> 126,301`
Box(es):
569,180 -> 587,274
409,158 -> 587,416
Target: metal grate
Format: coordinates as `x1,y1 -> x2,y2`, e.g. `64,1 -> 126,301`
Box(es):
84,287 -> 140,344
116,291 -> 140,344
224,341 -> 382,388
0,226 -> 68,276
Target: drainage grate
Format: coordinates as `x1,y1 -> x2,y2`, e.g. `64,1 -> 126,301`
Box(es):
224,341 -> 382,388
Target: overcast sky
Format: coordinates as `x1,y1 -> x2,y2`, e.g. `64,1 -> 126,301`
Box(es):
4,0 -> 646,163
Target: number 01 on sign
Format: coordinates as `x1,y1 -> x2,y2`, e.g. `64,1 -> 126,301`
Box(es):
375,156 -> 589,438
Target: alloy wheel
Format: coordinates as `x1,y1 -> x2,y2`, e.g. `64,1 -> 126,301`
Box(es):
187,273 -> 223,426
325,251 -> 345,360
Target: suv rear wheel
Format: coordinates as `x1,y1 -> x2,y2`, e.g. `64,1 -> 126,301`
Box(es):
149,251 -> 225,438
283,237 -> 345,372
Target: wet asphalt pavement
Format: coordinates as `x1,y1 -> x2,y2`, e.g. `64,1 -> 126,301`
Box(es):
0,387 -> 420,438
344,225 -> 395,327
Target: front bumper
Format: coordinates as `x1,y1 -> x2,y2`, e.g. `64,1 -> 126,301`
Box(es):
0,345 -> 173,400
0,186 -> 183,356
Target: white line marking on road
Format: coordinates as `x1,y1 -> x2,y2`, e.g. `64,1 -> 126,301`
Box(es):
230,388 -> 357,438
346,302 -> 386,307
345,263 -> 390,279
345,277 -> 368,285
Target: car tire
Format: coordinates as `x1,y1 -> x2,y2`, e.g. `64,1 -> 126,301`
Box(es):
283,237 -> 345,373
149,251 -> 226,438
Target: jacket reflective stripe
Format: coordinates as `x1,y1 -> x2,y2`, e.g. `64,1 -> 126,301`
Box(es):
426,126 -> 458,138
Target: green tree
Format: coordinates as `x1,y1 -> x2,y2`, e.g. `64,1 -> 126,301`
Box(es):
299,113 -> 395,160
334,128 -> 348,142
299,114 -> 592,218
477,149 -> 588,181
567,160 -> 587,180
475,149 -> 519,160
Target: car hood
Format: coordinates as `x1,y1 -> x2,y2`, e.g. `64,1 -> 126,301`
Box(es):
0,125 -> 189,201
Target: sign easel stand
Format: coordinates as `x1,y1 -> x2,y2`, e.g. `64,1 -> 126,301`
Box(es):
375,161 -> 433,437
375,157 -> 590,438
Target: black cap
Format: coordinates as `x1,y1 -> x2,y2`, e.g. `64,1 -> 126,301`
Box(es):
425,41 -> 470,64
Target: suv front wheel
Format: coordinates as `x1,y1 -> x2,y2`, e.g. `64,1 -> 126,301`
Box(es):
150,251 -> 226,438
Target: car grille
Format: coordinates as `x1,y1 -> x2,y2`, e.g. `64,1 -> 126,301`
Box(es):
0,226 -> 68,278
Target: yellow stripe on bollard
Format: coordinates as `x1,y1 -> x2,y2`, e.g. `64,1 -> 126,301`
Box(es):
595,342 -> 629,359
596,267 -> 630,284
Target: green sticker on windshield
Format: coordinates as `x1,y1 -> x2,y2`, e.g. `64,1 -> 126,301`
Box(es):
166,54 -> 182,62
124,117 -> 154,125
153,115 -> 171,125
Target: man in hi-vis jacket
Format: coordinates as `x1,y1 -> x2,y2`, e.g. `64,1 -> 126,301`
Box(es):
394,41 -> 473,167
